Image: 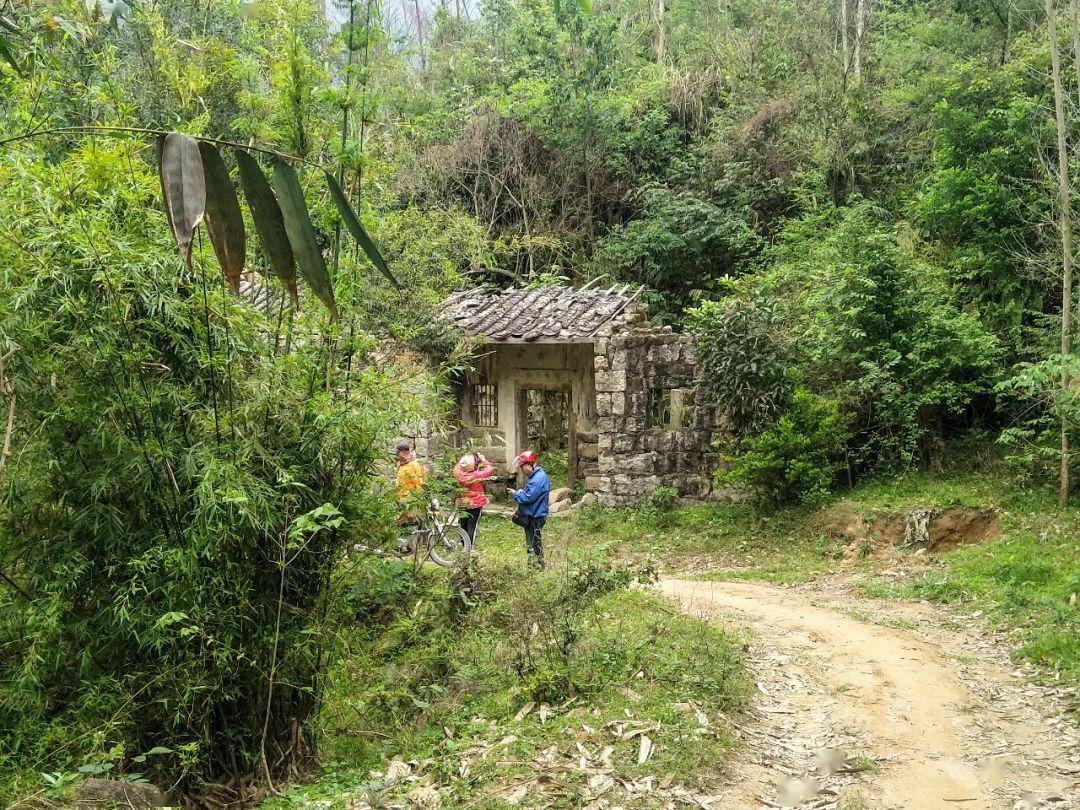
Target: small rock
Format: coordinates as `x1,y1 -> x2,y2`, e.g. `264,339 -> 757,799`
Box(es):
549,487 -> 571,506
575,492 -> 599,509
75,779 -> 166,810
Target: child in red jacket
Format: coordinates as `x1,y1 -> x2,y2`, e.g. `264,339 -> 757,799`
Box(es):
453,451 -> 494,541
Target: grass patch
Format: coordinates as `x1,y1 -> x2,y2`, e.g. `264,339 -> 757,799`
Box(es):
264,544 -> 749,808
475,498 -> 841,582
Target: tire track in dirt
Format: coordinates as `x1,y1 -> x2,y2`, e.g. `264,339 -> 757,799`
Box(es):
660,578 -> 1079,809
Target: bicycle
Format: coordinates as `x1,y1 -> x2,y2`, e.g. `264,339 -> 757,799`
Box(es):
399,497 -> 474,568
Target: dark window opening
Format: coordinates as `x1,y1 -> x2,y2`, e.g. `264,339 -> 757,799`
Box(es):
471,382 -> 499,427
649,387 -> 696,430
649,388 -> 671,429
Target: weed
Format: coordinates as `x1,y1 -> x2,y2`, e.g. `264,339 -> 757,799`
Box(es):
265,548 -> 748,807
846,756 -> 879,773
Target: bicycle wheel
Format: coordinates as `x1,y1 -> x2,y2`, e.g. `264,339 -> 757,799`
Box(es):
428,524 -> 473,568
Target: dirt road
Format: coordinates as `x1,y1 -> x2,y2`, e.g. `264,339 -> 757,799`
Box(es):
661,578 -> 1080,810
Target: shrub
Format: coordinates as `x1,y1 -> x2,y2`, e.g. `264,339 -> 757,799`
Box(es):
762,203 -> 1000,475
475,553 -> 655,702
718,389 -> 851,507
640,485 -> 679,527
688,292 -> 794,439
0,146 -> 408,799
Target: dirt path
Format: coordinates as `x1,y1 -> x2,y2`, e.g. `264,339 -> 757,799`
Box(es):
660,578 -> 1080,810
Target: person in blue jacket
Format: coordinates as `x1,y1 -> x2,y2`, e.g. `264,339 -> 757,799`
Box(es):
507,449 -> 549,570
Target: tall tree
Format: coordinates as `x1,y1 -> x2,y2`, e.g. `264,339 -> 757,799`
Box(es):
1046,0 -> 1074,505
854,0 -> 867,81
840,0 -> 851,77
654,0 -> 666,62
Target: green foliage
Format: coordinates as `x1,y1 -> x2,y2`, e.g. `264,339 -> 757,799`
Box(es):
475,551 -> 654,701
689,292 -> 793,439
764,203 -> 1000,474
996,355 -> 1080,482
639,484 -> 679,527
590,185 -> 761,313
0,142 -> 410,799
718,389 -> 851,507
913,53 -> 1051,356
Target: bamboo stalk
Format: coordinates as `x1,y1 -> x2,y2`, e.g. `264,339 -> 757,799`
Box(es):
0,347 -> 16,477
199,248 -> 222,449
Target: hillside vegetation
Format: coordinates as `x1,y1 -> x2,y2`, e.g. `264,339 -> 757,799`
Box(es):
3,0 -> 1080,804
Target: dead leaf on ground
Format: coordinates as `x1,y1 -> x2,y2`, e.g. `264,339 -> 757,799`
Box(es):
407,784 -> 441,808
587,773 -> 615,795
385,758 -> 410,784
506,784 -> 529,804
638,735 -> 653,764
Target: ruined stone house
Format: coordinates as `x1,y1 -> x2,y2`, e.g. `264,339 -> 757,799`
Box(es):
439,283 -> 720,507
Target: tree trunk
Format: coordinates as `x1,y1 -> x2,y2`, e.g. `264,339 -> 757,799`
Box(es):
840,0 -> 850,77
0,349 -> 15,480
1047,0 -> 1074,506
1001,4 -> 1012,65
413,0 -> 427,69
655,0 -> 666,63
853,0 -> 866,81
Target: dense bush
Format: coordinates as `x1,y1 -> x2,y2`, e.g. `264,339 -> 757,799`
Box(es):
0,146 -> 408,799
763,204 -> 1000,475
718,389 -> 851,507
591,185 -> 762,315
689,292 -> 794,439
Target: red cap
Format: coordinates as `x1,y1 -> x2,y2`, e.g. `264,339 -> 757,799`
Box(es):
515,449 -> 537,466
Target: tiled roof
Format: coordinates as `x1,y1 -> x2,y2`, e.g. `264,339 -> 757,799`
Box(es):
439,283 -> 644,343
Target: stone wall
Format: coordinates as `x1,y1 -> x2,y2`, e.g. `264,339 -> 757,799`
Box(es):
593,312 -> 719,507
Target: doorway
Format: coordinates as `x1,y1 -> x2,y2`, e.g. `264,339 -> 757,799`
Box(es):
515,386 -> 577,491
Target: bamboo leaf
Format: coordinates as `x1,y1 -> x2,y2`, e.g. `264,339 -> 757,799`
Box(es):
0,34 -> 17,74
233,149 -> 299,308
0,33 -> 18,74
580,0 -> 592,12
158,133 -> 206,269
324,172 -> 399,290
199,143 -> 246,293
271,158 -> 338,319
553,0 -> 561,16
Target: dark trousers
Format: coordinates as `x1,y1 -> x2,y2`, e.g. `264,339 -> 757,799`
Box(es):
524,517 -> 546,569
459,507 -> 482,541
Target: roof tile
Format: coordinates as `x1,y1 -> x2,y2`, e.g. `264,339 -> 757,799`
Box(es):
439,284 -> 642,343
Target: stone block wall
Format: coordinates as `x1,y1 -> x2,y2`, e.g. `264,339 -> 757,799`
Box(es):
593,315 -> 719,507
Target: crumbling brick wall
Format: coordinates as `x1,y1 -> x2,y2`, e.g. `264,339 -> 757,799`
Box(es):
593,313 -> 719,507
